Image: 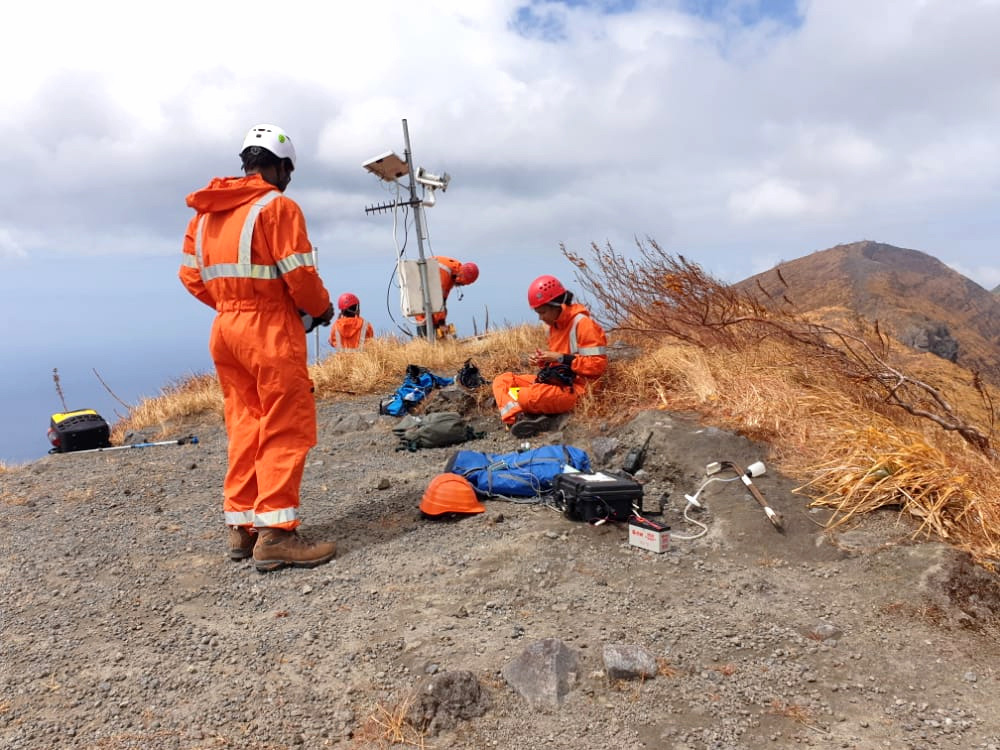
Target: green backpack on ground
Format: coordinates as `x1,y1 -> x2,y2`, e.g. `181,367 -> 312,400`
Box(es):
392,411 -> 484,452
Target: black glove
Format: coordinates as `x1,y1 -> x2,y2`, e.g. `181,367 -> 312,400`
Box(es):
300,304 -> 335,333
317,303 -> 335,325
536,362 -> 575,387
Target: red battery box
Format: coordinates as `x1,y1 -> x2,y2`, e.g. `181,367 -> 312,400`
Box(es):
628,516 -> 670,553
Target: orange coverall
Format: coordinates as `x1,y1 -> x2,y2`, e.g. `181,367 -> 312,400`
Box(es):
330,316 -> 374,351
492,303 -> 608,424
415,256 -> 462,327
179,174 -> 331,531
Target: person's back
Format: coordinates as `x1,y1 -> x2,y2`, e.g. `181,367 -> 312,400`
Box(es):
329,292 -> 374,351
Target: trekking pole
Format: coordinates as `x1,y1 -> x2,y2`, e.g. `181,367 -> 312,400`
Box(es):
64,436 -> 199,455
718,460 -> 784,532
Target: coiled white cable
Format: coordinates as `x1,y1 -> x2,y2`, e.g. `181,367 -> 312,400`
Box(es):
670,475 -> 739,541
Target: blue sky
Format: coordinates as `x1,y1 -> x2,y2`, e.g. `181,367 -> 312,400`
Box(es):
682,0 -> 802,26
2,0 -> 999,463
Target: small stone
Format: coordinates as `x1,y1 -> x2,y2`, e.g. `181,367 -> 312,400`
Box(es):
376,478 -> 391,490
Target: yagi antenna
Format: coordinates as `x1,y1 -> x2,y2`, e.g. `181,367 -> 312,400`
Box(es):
361,119 -> 453,343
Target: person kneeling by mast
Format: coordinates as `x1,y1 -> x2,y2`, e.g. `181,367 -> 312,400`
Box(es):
491,275 -> 608,439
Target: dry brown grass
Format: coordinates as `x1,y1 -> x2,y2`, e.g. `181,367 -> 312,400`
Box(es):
111,372 -> 223,444
0,490 -> 29,506
310,326 -> 545,399
768,698 -> 823,731
563,239 -> 1000,566
353,695 -> 431,749
112,326 -> 547,442
587,335 -> 1000,564
99,263 -> 1000,567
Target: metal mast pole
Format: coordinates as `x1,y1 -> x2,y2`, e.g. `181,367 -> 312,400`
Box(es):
401,119 -> 436,343
314,246 -> 321,364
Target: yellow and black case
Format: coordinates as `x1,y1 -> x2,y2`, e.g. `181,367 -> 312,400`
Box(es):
48,409 -> 111,453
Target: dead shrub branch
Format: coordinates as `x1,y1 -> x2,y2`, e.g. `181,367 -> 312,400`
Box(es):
564,238 -> 994,459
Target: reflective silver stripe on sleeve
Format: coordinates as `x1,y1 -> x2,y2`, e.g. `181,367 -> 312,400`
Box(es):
254,507 -> 299,527
201,263 -> 280,281
224,510 -> 255,526
568,313 -> 584,355
567,313 -> 606,357
500,400 -> 519,418
194,215 -> 207,269
181,255 -> 199,268
334,329 -> 342,351
275,250 -> 316,275
358,320 -> 368,350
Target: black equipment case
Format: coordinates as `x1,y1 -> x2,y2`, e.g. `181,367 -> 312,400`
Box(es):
553,471 -> 643,523
48,409 -> 112,453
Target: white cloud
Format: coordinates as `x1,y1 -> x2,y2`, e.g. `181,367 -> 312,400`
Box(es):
728,178 -> 837,220
0,228 -> 27,259
1,0 -> 999,291
946,262 -> 1000,292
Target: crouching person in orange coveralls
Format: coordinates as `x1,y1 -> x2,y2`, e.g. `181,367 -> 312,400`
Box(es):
330,292 -> 375,351
492,275 -> 608,439
179,123 -> 338,572
413,256 -> 479,338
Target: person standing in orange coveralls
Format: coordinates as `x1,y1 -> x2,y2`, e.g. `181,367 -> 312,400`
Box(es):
330,293 -> 375,351
179,123 -> 338,572
492,275 -> 608,439
413,256 -> 479,337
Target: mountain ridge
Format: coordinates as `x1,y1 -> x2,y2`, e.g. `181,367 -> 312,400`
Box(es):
736,240 -> 1000,381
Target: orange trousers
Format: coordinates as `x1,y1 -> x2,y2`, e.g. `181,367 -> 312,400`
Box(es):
210,308 -> 316,530
492,372 -> 581,425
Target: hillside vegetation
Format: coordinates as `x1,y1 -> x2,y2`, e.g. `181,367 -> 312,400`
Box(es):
110,242 -> 1000,567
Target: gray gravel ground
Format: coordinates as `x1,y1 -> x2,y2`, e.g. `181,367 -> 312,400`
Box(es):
2,391 -> 999,750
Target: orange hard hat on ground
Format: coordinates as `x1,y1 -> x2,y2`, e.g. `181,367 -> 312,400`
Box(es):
420,474 -> 485,516
527,275 -> 566,308
338,292 -> 360,311
457,262 -> 479,285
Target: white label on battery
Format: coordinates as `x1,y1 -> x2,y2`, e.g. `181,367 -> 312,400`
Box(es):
574,472 -> 617,482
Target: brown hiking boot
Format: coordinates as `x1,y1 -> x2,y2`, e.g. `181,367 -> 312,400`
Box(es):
228,526 -> 257,561
252,528 -> 337,572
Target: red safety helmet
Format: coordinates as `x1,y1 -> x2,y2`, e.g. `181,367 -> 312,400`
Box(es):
456,262 -> 479,286
420,474 -> 485,516
527,275 -> 566,308
337,292 -> 360,311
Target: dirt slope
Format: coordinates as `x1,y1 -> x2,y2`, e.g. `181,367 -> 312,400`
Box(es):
2,392 -> 999,750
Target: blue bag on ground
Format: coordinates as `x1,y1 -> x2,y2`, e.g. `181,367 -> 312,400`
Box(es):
445,445 -> 591,498
381,365 -> 455,417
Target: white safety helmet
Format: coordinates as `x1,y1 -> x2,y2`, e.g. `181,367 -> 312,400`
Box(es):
241,124 -> 296,168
